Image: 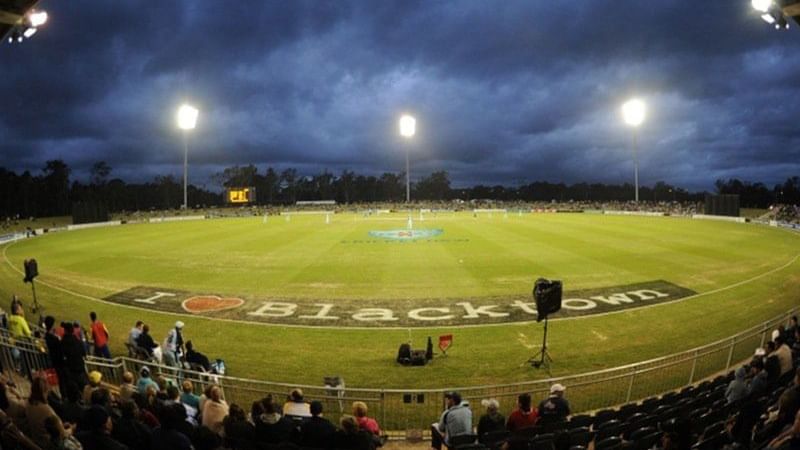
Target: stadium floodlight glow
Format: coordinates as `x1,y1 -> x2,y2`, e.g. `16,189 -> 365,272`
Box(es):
27,10 -> 48,27
751,0 -> 772,13
399,114 -> 416,203
22,27 -> 37,39
761,13 -> 777,24
177,104 -> 199,209
399,114 -> 416,138
177,104 -> 199,130
621,98 -> 646,203
622,98 -> 646,127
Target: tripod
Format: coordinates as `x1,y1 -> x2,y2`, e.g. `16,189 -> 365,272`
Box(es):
528,316 -> 553,370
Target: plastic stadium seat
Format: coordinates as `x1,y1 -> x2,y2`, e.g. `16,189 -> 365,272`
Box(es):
616,404 -> 638,422
691,431 -> 728,450
530,434 -> 555,450
568,447 -> 586,450
593,409 -> 616,427
567,414 -> 593,429
631,431 -> 662,450
628,426 -> 656,442
449,433 -> 478,449
479,430 -> 509,449
595,420 -> 623,442
638,397 -> 659,414
566,427 -> 592,448
594,436 -> 622,450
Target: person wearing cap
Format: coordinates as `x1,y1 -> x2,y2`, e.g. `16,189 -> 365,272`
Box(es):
477,398 -> 505,438
136,366 -> 159,395
83,370 -> 103,404
163,321 -> 185,368
537,384 -> 570,425
283,388 -> 312,418
75,405 -> 129,450
431,391 -> 472,450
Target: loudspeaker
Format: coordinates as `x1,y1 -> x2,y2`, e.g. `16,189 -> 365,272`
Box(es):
410,350 -> 427,366
397,343 -> 411,364
23,259 -> 38,283
533,278 -> 562,322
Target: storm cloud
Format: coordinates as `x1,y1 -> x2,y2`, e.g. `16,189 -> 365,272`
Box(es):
0,0 -> 798,190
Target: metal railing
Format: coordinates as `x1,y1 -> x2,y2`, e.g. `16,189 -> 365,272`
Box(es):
0,307 -> 795,437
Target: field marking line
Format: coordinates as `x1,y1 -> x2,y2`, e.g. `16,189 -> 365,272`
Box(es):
2,239 -> 800,331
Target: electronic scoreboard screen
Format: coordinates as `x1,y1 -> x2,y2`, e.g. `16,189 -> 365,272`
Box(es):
226,187 -> 256,204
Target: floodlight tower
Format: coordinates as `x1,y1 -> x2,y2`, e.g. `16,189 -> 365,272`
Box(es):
399,114 -> 416,203
621,98 -> 646,203
177,104 -> 199,209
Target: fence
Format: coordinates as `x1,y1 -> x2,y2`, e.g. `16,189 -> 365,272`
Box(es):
0,307 -> 796,438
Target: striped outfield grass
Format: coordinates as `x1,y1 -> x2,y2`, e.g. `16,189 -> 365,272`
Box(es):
0,212 -> 798,389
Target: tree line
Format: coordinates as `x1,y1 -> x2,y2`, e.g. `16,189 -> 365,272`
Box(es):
0,160 -> 797,218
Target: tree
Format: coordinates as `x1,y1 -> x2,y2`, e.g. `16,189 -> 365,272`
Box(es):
415,171 -> 451,200
90,161 -> 112,186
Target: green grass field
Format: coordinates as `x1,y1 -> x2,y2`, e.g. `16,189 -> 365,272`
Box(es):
1,212 -> 798,388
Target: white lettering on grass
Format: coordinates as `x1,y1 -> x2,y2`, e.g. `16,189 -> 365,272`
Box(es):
134,292 -> 176,305
457,302 -> 510,319
408,308 -> 454,321
589,293 -> 635,306
510,301 -> 539,316
247,302 -> 297,317
627,289 -> 669,300
299,304 -> 339,320
352,308 -> 398,322
561,298 -> 597,310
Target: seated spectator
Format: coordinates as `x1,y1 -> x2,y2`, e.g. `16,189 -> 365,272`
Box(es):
477,398 -> 505,437
334,415 -> 375,450
136,325 -> 159,358
151,402 -> 193,450
283,388 -> 311,418
44,414 -> 82,450
223,403 -> 255,449
185,341 -> 211,372
25,375 -> 59,448
131,392 -> 160,429
765,341 -> 781,383
255,395 -> 295,444
775,336 -> 794,378
726,367 -> 748,405
537,384 -> 570,425
786,316 -> 798,346
0,408 -> 39,450
128,321 -> 144,348
431,392 -> 472,450
353,401 -> 381,436
201,385 -> 228,436
119,372 -> 136,403
298,400 -> 336,448
83,371 -> 103,405
748,358 -> 769,398
507,393 -> 538,432
113,400 -> 152,450
76,405 -> 129,450
137,366 -> 159,395
0,377 -> 28,427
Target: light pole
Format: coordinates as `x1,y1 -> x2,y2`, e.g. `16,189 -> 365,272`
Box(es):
621,99 -> 645,203
177,104 -> 199,209
399,114 -> 416,203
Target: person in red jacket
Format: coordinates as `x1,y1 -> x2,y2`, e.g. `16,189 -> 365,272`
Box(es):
506,393 -> 538,431
89,312 -> 111,359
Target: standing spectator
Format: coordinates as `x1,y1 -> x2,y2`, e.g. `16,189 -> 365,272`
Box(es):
283,388 -> 311,418
201,385 -> 229,436
477,398 -> 505,437
431,392 -> 472,450
7,303 -> 30,339
61,322 -> 88,399
44,316 -> 69,396
537,384 -> 570,425
136,366 -> 159,395
507,393 -> 538,431
163,322 -> 184,367
25,375 -> 59,448
89,312 -> 111,359
76,405 -> 129,450
353,401 -> 381,436
298,400 -> 336,448
128,321 -> 144,348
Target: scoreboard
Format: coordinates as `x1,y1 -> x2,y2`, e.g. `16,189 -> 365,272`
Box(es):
226,187 -> 256,204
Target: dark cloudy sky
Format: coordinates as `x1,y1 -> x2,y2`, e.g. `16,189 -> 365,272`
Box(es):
1,1 -> 798,190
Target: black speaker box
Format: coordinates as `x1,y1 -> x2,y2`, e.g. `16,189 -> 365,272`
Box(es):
533,278 -> 562,322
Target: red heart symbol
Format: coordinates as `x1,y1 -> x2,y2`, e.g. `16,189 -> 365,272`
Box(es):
182,295 -> 244,313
